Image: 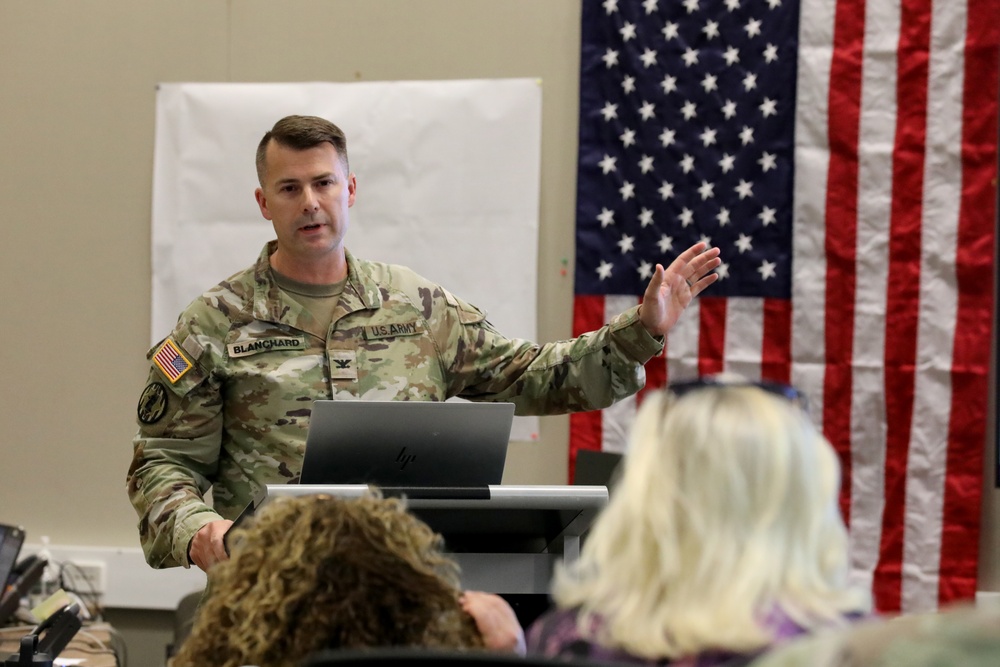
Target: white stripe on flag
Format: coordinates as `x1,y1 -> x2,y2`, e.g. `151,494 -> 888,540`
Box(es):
602,295 -> 641,453
666,297 -> 700,382
724,298 -> 765,380
901,0 -> 967,612
847,0 -> 901,594
791,0 -> 835,422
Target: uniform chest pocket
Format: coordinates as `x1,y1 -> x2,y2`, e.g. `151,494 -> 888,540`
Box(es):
355,325 -> 446,400
362,321 -> 426,340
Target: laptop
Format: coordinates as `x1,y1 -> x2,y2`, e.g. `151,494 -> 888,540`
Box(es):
0,524 -> 24,589
225,400 -> 515,553
298,400 -> 515,491
0,523 -> 26,622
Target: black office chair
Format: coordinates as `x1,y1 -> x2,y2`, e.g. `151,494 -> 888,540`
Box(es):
164,589 -> 203,660
303,647 -> 625,667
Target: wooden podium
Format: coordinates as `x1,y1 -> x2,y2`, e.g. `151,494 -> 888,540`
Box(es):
259,484 -> 608,594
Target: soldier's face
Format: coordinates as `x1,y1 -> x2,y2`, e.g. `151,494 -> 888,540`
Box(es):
254,140 -> 356,266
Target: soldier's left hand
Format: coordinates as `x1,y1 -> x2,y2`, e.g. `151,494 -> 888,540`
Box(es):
188,519 -> 233,572
639,242 -> 721,337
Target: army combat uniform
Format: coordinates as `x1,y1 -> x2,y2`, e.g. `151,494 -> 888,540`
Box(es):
128,241 -> 664,568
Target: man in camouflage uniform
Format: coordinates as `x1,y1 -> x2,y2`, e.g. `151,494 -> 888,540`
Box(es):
127,115 -> 721,572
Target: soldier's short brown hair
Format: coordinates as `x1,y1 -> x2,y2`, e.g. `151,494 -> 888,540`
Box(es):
255,115 -> 350,185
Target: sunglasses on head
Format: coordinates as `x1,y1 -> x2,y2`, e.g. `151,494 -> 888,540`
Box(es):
667,376 -> 810,413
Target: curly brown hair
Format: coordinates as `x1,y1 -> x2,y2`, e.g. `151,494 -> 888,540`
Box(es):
171,493 -> 484,667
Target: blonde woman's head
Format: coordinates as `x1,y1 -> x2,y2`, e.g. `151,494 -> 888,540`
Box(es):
553,377 -> 868,659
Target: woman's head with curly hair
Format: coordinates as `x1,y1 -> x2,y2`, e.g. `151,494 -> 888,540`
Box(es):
172,493 -> 484,667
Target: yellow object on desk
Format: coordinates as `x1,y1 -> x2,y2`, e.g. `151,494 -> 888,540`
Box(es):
30,589 -> 74,623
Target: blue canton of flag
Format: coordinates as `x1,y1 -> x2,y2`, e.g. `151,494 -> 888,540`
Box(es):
575,0 -> 799,298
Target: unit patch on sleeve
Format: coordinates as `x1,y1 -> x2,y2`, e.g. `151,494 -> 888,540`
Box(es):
152,338 -> 193,383
137,382 -> 169,424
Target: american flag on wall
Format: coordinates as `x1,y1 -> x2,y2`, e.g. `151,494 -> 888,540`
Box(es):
570,0 -> 999,613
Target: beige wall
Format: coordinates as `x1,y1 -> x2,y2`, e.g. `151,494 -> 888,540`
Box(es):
0,0 -> 582,550
1,0 -> 998,664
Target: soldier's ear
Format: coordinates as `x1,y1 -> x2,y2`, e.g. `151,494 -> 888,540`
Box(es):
255,187 -> 273,220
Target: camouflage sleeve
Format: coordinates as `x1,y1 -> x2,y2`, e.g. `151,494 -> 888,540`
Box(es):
445,295 -> 663,415
749,606 -> 1000,667
126,334 -> 225,569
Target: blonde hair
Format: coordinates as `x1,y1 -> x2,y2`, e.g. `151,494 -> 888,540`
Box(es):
172,493 -> 483,667
552,383 -> 869,659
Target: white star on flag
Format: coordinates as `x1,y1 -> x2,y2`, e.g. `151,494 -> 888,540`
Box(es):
735,179 -> 754,199
757,259 -> 776,280
735,233 -> 753,253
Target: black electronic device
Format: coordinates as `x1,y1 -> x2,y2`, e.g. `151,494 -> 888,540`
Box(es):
33,603 -> 82,658
299,400 -> 513,488
224,486 -> 268,556
4,635 -> 49,666
3,603 -> 81,667
0,526 -> 32,626
573,449 -> 624,490
0,525 -> 25,590
0,557 -> 47,626
7,556 -> 41,584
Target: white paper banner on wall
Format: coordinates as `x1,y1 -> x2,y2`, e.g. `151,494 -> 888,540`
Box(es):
152,80 -> 542,441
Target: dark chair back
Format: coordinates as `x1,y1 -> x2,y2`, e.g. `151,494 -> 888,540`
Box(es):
303,647 -> 625,667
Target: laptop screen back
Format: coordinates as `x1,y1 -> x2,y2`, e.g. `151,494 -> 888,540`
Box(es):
573,449 -> 624,489
299,401 -> 514,487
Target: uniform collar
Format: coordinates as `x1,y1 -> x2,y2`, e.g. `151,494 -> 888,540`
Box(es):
250,241 -> 381,326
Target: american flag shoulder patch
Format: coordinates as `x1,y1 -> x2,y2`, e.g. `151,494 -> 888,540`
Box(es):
152,338 -> 193,383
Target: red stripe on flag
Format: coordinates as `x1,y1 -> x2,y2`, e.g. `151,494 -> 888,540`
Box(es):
938,0 -> 999,604
569,295 -> 609,482
697,297 -> 727,376
823,0 -> 866,526
761,298 -> 792,384
571,294 -> 606,338
874,0 -> 933,613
